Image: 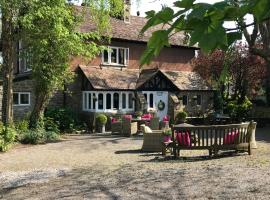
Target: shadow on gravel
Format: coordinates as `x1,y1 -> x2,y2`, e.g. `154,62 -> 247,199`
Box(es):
115,149 -> 142,154
256,128 -> 270,143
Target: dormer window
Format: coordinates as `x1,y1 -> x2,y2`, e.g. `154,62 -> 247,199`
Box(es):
102,46 -> 129,66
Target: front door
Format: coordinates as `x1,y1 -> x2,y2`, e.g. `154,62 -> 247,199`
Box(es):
143,91 -> 168,120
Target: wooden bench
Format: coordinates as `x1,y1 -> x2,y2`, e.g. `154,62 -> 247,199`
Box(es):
170,121 -> 256,158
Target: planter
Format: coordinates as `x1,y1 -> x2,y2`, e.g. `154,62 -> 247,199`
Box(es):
97,125 -> 106,133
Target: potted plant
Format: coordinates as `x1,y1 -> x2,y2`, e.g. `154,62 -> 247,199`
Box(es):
175,111 -> 188,124
135,111 -> 143,119
163,128 -> 172,143
96,114 -> 108,133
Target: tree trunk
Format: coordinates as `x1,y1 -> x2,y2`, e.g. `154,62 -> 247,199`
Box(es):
1,10 -> 15,125
29,91 -> 50,129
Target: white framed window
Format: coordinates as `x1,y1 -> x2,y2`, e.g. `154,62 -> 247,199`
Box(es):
18,41 -> 32,72
13,92 -> 30,106
102,46 -> 129,66
82,91 -> 134,113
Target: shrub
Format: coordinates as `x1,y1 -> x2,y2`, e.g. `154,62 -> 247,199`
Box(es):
45,107 -> 80,132
0,127 -> 17,152
15,120 -> 29,134
134,111 -> 143,118
20,129 -> 45,144
96,114 -> 107,126
44,131 -> 60,142
175,111 -> 188,123
226,97 -> 252,122
44,117 -> 60,134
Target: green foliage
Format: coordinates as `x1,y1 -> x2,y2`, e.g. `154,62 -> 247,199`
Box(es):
0,127 -> 17,152
20,128 -> 59,145
213,90 -> 224,113
140,0 -> 270,65
163,128 -> 172,136
135,111 -> 143,117
175,111 -> 188,123
226,97 -> 252,122
45,107 -> 79,132
96,114 -> 108,126
15,120 -> 29,134
44,117 -> 60,134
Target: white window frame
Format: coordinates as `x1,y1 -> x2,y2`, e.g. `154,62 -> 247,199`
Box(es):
13,92 -> 31,106
18,40 -> 32,73
101,46 -> 129,66
82,91 -> 134,113
142,91 -> 155,110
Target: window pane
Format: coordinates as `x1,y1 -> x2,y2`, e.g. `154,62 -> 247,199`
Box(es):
149,93 -> 154,108
144,93 -> 147,102
103,50 -> 109,63
88,93 -> 91,109
13,93 -> 19,105
125,48 -> 129,65
113,93 -> 119,109
119,48 -> 125,65
111,48 -> 117,63
84,93 -> 87,109
20,93 -> 29,104
93,93 -> 96,109
106,93 -> 111,109
128,93 -> 133,109
183,95 -> 188,105
98,93 -> 103,110
122,93 -> 126,109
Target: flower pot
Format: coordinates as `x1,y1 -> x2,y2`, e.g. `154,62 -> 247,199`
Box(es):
97,125 -> 106,133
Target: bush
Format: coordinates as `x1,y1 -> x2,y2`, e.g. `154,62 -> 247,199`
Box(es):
175,111 -> 188,123
96,114 -> 107,126
45,107 -> 80,132
0,127 -> 17,152
134,111 -> 143,118
15,120 -> 29,134
44,117 -> 60,134
226,97 -> 252,122
44,131 -> 60,142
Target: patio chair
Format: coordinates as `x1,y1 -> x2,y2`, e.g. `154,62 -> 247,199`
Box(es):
141,124 -> 163,152
149,117 -> 160,130
122,118 -> 138,137
111,120 -> 122,135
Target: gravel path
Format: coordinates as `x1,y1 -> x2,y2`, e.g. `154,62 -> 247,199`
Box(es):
0,128 -> 270,199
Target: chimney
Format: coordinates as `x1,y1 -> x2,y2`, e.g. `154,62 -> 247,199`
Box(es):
124,0 -> 131,23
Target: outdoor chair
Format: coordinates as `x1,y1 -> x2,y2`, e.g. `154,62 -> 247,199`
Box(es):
141,124 -> 163,152
111,119 -> 122,135
122,118 -> 138,137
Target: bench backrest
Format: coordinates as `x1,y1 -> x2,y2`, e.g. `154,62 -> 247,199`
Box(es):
172,122 -> 256,147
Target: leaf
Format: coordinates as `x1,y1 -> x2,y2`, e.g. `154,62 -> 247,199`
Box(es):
174,0 -> 195,9
252,0 -> 270,21
227,32 -> 242,46
141,7 -> 174,34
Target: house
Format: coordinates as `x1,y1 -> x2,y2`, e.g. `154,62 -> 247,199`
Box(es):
10,1 -> 213,128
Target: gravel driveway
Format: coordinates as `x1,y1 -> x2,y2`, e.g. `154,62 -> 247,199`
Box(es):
0,128 -> 270,199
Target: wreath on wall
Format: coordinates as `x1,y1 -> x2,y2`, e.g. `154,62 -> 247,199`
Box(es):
157,100 -> 165,111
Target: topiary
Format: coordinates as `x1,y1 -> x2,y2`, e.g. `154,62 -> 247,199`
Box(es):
175,111 -> 188,124
96,114 -> 108,126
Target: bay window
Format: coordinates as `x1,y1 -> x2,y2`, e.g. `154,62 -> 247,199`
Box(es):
83,91 -> 134,112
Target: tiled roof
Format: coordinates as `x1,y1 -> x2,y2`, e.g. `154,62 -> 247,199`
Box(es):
162,70 -> 212,91
79,65 -> 139,90
79,65 -> 212,91
77,7 -> 189,47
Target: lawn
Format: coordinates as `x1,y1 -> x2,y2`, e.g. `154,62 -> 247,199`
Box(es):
0,128 -> 270,199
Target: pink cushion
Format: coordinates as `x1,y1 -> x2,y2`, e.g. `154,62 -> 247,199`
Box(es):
163,115 -> 169,122
163,135 -> 172,143
176,132 -> 191,147
123,115 -> 132,120
141,113 -> 153,120
111,118 -> 117,123
224,131 -> 239,145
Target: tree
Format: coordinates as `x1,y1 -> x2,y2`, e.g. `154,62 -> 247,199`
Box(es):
193,44 -> 266,102
0,0 -> 28,125
20,0 -> 123,128
139,0 -> 270,104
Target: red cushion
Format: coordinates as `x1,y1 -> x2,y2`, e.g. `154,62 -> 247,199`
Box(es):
224,131 -> 239,144
123,115 -> 132,120
176,132 -> 191,147
111,118 -> 117,123
142,113 -> 153,120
